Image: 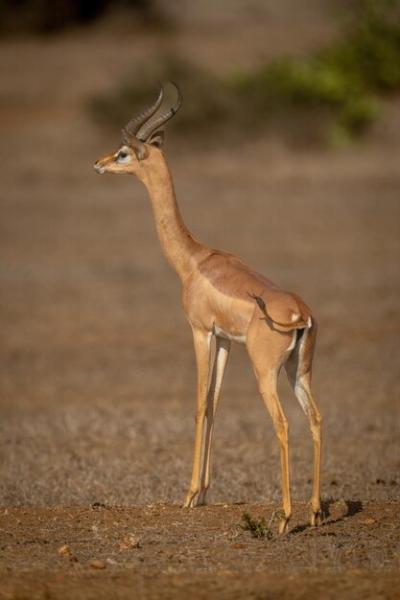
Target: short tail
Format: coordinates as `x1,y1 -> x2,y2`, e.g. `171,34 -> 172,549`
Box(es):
249,293 -> 312,330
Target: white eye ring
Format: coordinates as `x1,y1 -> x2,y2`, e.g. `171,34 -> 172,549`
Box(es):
116,148 -> 130,163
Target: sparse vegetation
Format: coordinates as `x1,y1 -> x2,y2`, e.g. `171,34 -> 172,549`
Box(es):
91,0 -> 400,145
240,512 -> 274,539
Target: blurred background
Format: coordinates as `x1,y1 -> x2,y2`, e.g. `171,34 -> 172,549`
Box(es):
0,0 -> 399,507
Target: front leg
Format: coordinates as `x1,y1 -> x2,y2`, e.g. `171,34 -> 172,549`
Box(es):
197,336 -> 230,505
183,328 -> 212,508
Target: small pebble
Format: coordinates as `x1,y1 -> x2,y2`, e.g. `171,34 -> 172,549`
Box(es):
88,559 -> 106,570
119,533 -> 141,550
58,544 -> 71,557
361,517 -> 376,525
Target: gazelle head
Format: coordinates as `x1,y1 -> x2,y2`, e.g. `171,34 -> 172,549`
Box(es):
94,82 -> 182,179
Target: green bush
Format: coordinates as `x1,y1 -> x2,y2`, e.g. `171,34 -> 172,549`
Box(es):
231,0 -> 400,141
240,512 -> 274,540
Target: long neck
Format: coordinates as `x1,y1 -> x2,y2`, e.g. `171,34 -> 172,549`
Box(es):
141,153 -> 205,281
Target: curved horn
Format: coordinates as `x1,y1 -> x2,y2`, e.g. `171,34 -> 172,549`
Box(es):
137,82 -> 182,141
122,85 -> 164,143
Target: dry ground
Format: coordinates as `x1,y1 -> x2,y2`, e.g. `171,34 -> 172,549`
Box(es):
0,502 -> 399,599
0,9 -> 400,599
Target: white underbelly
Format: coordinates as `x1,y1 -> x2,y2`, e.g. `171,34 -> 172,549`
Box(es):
214,325 -> 246,344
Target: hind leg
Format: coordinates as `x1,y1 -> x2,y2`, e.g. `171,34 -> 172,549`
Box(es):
258,373 -> 291,534
247,324 -> 294,534
286,327 -> 322,526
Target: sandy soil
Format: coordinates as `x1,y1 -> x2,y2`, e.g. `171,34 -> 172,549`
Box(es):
0,10 -> 399,599
1,502 -> 399,599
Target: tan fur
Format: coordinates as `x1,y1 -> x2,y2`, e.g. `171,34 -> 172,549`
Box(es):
94,142 -> 322,533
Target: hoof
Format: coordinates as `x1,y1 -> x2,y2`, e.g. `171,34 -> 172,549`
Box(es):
310,509 -> 322,527
183,491 -> 200,508
197,491 -> 208,506
278,517 -> 290,535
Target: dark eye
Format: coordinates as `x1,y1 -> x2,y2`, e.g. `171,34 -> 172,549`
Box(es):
117,150 -> 128,160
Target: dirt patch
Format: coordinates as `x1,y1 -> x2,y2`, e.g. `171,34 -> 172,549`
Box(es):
1,503 -> 399,599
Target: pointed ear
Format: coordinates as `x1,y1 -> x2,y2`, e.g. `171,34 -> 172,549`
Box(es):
147,130 -> 165,148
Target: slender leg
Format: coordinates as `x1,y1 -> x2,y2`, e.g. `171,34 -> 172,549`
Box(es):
183,328 -> 212,508
300,374 -> 322,526
258,373 -> 292,534
286,356 -> 322,526
197,337 -> 230,505
246,319 -> 293,534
